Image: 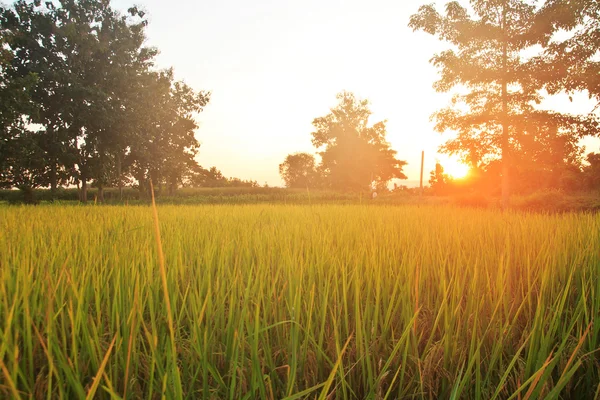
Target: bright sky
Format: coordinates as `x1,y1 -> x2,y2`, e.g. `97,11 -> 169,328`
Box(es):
113,0 -> 600,186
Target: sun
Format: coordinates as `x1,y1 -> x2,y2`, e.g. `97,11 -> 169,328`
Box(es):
445,160 -> 470,179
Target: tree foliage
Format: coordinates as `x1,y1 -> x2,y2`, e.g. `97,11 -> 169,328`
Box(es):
583,152 -> 600,190
533,0 -> 600,105
409,0 -> 599,204
429,162 -> 453,195
309,92 -> 406,192
279,153 -> 319,189
0,0 -> 211,202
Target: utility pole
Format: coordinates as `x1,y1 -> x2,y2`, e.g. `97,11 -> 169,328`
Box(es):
419,150 -> 424,195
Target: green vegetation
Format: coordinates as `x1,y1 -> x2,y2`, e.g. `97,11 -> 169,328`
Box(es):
0,0 -> 212,203
2,186 -> 600,212
1,204 -> 598,399
0,187 -> 358,205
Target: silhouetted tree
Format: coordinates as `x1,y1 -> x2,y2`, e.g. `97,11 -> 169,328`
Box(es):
409,0 -> 597,206
429,162 -> 453,195
185,166 -> 226,187
311,92 -> 407,192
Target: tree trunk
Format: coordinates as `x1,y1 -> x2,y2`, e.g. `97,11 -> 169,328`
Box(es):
50,161 -> 57,202
138,172 -> 146,200
156,171 -> 163,197
168,174 -> 177,197
97,184 -> 104,204
48,125 -> 58,202
22,186 -> 35,204
548,124 -> 559,189
81,174 -> 88,204
501,7 -> 510,209
117,153 -> 123,201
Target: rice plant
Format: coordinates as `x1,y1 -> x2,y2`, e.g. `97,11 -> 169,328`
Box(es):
0,204 -> 598,399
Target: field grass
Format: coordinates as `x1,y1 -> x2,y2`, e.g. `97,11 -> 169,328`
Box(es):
0,204 -> 599,399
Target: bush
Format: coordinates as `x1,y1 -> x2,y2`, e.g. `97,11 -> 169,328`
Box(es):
511,189 -> 600,212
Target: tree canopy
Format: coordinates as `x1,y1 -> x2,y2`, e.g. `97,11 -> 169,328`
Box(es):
3,0 -> 600,201
279,153 -> 319,189
410,0 -> 600,205
280,92 -> 407,192
0,0 -> 211,202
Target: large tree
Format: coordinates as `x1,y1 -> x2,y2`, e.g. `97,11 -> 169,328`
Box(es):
0,42 -> 48,203
127,69 -> 210,198
0,4 -> 45,202
311,92 -> 407,192
55,2 -> 157,203
409,0 -> 598,205
1,1 -> 70,199
0,0 -> 211,202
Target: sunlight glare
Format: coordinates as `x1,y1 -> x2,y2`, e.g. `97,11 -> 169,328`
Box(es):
445,160 -> 470,179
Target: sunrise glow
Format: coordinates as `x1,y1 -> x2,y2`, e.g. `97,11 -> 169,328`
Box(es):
445,160 -> 470,179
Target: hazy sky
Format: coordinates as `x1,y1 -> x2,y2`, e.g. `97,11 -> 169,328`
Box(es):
112,0 -> 599,186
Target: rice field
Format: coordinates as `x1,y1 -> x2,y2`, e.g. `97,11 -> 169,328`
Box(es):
0,204 -> 599,399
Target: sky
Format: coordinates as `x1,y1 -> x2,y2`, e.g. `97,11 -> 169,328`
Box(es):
112,0 -> 600,187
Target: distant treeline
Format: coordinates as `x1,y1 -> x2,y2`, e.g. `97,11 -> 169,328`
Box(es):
0,187 -> 360,204
2,186 -> 599,213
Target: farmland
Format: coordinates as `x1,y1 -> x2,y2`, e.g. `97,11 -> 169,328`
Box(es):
0,204 -> 599,399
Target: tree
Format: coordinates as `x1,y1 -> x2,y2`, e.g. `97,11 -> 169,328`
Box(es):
159,80 -> 210,195
533,0 -> 600,107
0,6 -> 44,202
1,1 -> 71,199
310,92 -> 407,192
429,162 -> 453,195
0,128 -> 49,203
509,115 -> 585,192
127,70 -> 210,198
279,153 -> 320,188
1,1 -> 211,203
184,166 -> 258,188
409,0 -> 597,207
60,2 -> 157,203
0,0 -> 140,202
200,166 -> 228,187
583,152 -> 600,190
